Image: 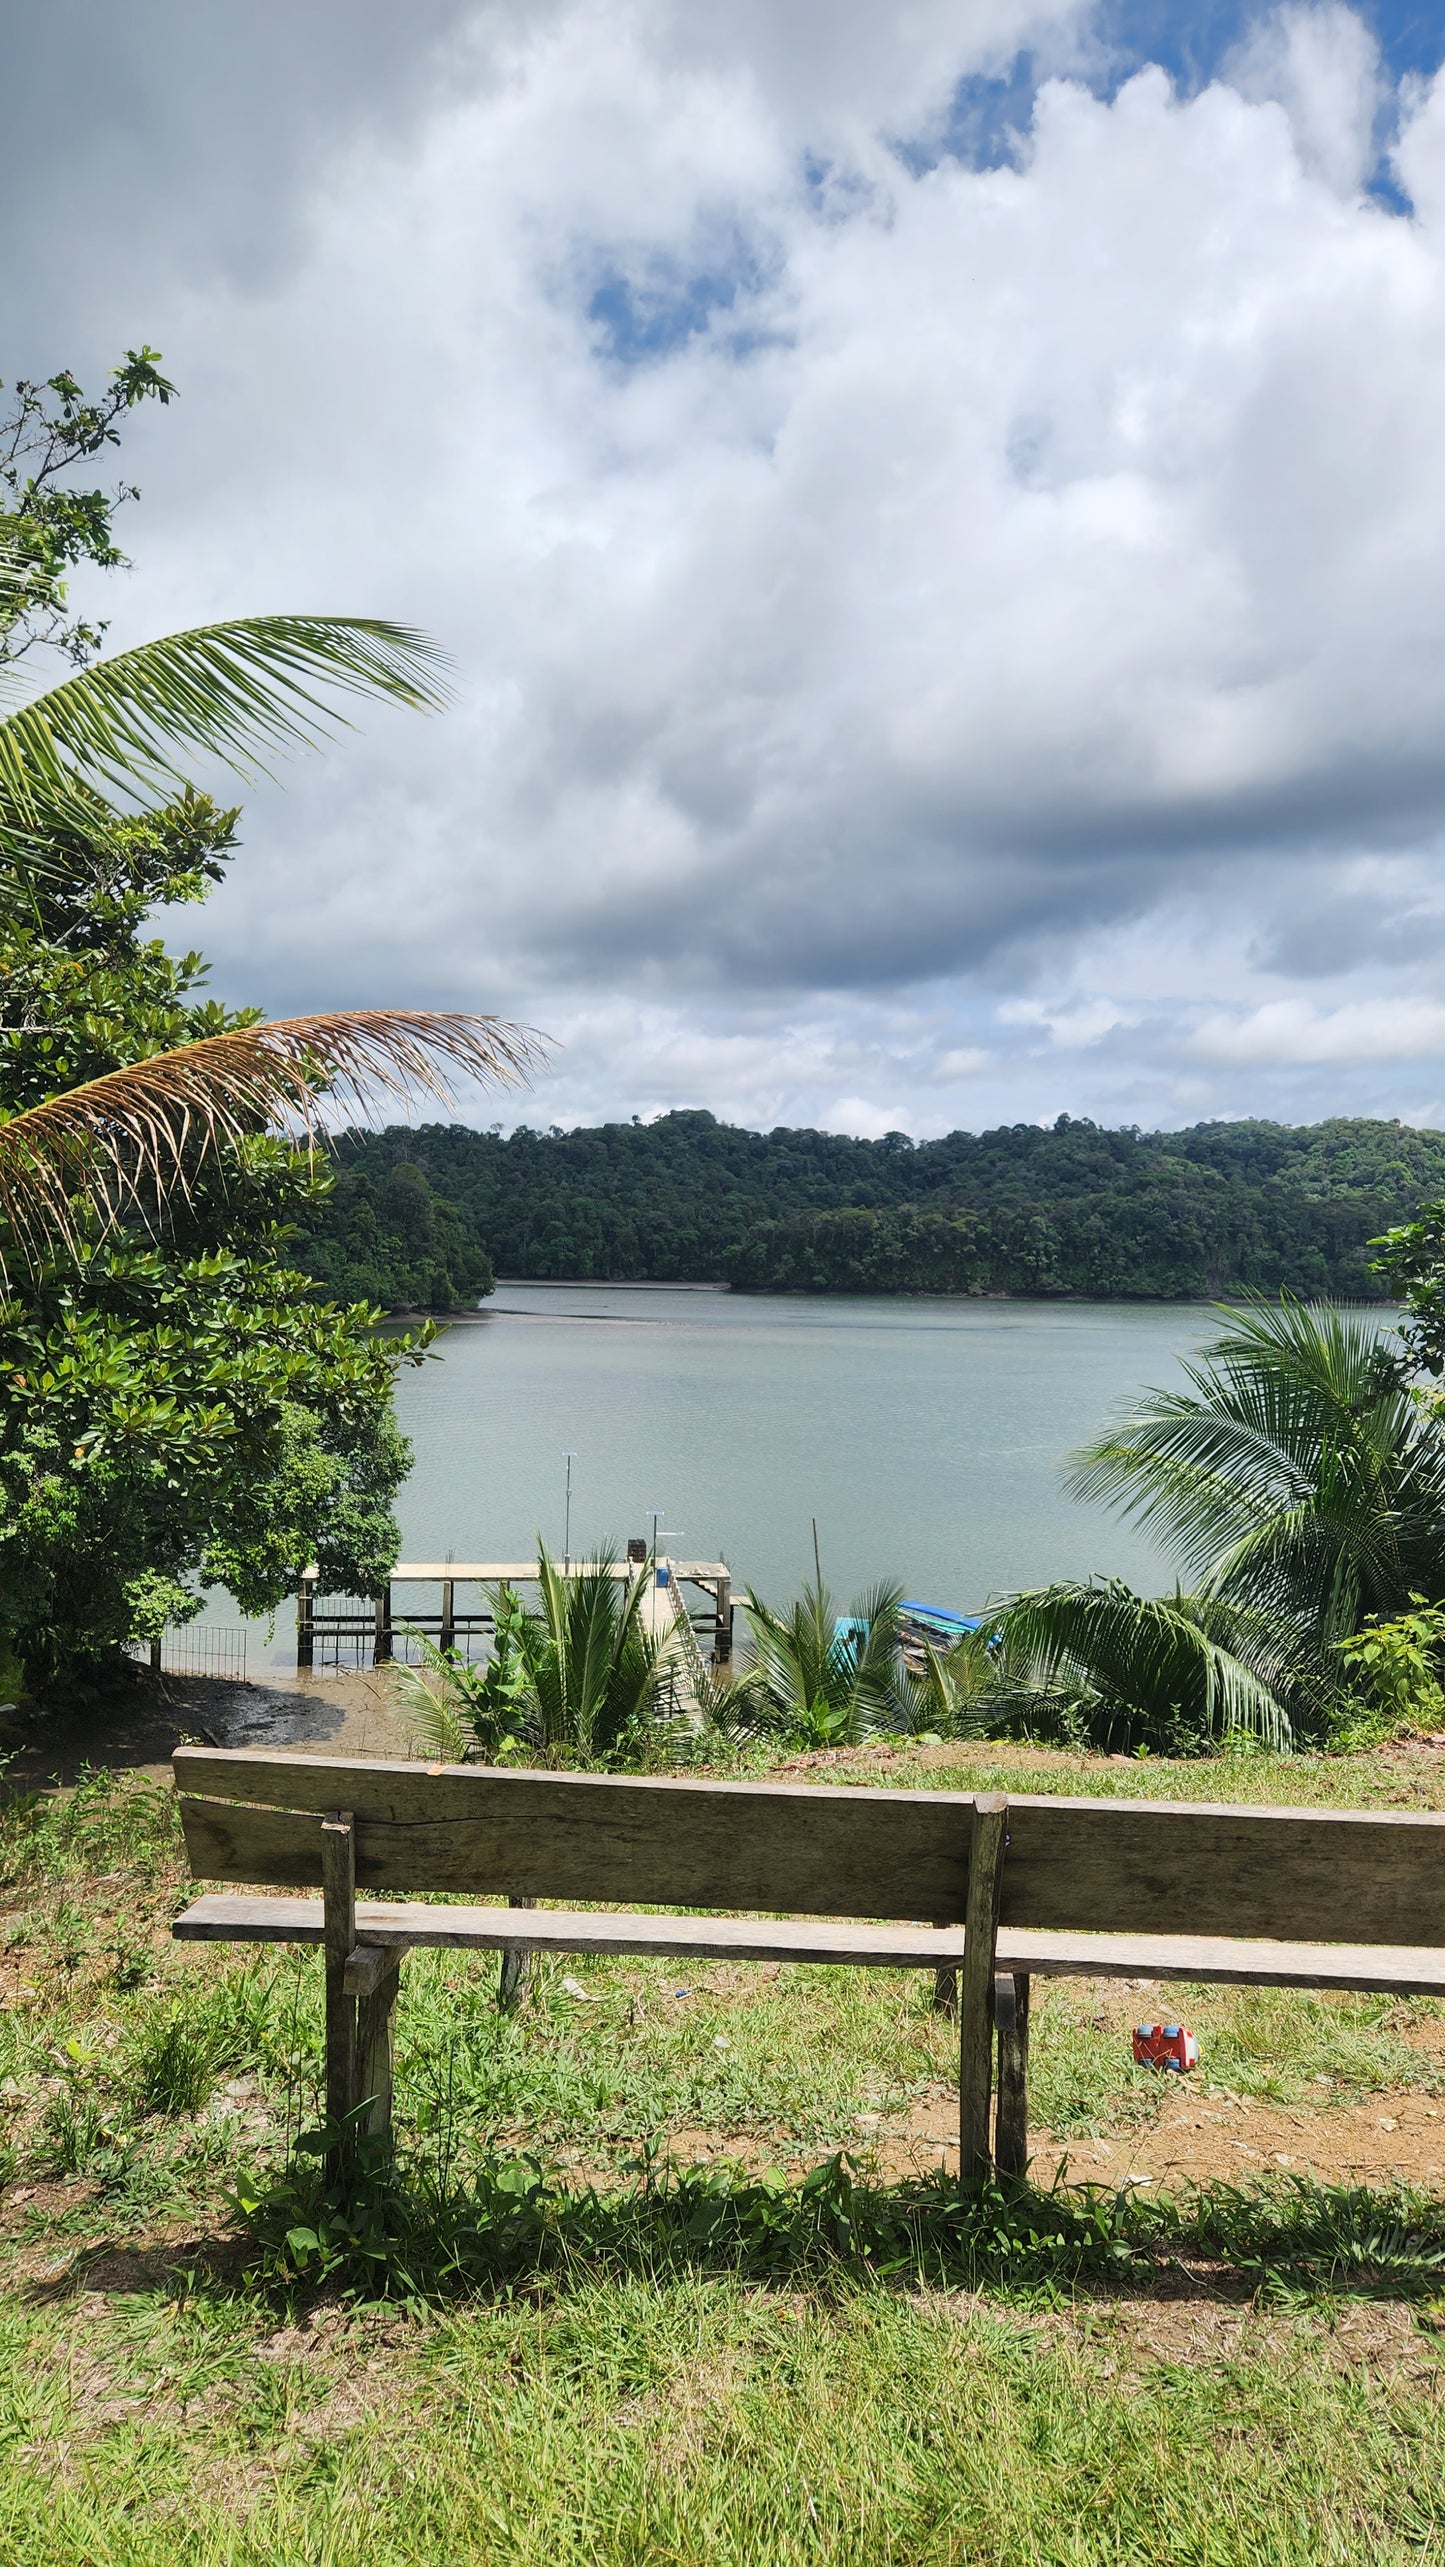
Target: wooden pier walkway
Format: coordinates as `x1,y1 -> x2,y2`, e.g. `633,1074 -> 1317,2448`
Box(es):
296,1558 -> 733,1673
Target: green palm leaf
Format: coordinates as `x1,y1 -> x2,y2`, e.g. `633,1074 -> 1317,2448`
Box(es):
1067,1298 -> 1445,1641
997,1578 -> 1300,1748
742,1575 -> 922,1744
0,614 -> 447,808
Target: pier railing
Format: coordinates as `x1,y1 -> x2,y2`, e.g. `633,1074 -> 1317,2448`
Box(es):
296,1559 -> 733,1673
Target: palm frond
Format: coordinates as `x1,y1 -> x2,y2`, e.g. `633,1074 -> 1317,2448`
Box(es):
396,1647 -> 472,1765
0,615 -> 448,817
1066,1298 -> 1445,1638
0,1007 -> 545,1265
740,1576 -> 920,1744
997,1577 -> 1297,1748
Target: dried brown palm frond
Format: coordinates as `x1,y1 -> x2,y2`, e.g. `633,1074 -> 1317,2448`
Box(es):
0,1007 -> 547,1269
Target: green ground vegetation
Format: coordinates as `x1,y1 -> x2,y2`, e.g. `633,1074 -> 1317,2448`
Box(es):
302,1106 -> 1445,1300
5,1742 -> 1445,2562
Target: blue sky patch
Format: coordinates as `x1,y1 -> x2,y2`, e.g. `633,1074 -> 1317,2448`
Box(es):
935,0 -> 1445,198
588,245 -> 777,367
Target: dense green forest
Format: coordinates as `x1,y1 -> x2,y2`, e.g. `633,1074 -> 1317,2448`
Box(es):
295,1158 -> 495,1311
289,1110 -> 1445,1306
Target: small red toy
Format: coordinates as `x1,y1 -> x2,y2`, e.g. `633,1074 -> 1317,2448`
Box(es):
1133,2021 -> 1197,2073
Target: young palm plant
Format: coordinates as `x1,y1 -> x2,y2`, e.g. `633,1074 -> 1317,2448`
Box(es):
1068,1297 -> 1445,1648
403,1548 -> 677,1768
742,1576 -> 928,1748
994,1577 -> 1327,1753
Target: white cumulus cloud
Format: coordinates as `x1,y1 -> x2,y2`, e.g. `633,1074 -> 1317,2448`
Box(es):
4,0 -> 1445,1135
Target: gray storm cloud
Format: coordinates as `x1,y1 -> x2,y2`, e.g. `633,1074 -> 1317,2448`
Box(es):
5,0 -> 1445,1136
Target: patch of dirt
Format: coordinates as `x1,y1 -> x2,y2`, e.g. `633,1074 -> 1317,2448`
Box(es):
912,2282 -> 1445,2374
3,1663 -> 417,1789
878,2078 -> 1445,2191
1065,2293 -> 1442,2376
776,1734 -> 1445,1808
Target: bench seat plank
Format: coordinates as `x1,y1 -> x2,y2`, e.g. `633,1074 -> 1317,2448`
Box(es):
171,1893 -> 1445,1995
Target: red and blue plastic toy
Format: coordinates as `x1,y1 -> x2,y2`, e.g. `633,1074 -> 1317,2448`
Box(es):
1132,2021 -> 1198,2073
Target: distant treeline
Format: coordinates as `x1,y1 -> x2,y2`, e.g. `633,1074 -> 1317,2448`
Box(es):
286,1110 -> 1445,1308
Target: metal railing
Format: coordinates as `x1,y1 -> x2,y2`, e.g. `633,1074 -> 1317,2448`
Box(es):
126,1625 -> 249,1681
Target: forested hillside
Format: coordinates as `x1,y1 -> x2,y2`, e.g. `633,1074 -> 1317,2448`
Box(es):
289,1111 -> 1445,1305
296,1158 -> 495,1311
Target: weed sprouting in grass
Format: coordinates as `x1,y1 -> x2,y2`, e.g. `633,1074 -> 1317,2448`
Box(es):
128,2005 -> 224,2118
105,1933 -> 155,1991
42,1902 -> 94,1973
39,2084 -> 125,2178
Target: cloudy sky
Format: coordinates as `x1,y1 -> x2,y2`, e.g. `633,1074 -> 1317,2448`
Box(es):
7,0 -> 1445,1138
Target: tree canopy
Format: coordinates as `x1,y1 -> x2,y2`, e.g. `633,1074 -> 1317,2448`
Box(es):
0,352 -> 530,1686
298,1108 -> 1443,1304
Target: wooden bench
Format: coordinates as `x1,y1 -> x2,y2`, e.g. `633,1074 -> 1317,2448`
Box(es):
171,1745 -> 1445,2181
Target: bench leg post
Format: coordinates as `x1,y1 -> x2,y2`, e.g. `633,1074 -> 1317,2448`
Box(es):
993,1971 -> 1030,2180
959,1793 -> 1008,2186
932,1962 -> 958,2016
373,1586 -> 393,1665
321,1812 -> 357,2177
356,1952 -> 403,2153
498,1894 -> 536,2012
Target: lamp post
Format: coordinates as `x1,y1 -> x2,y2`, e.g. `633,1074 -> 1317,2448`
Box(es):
563,1451 -> 577,1573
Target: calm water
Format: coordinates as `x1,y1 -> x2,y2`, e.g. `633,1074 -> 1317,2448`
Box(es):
396,1288 -> 1212,1608
198,1286 -> 1399,1675
215,1290 -> 1238,1670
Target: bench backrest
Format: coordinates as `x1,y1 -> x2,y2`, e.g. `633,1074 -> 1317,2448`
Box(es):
173,1746 -> 1445,1948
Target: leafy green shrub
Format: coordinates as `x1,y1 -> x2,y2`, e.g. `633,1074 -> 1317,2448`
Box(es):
1336,1596 -> 1445,1740
403,1548 -> 678,1767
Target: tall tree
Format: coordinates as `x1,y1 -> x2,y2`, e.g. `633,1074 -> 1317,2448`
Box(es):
0,353 -> 535,1688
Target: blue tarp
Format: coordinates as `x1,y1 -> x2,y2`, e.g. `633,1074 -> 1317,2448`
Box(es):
899,1601 -> 983,1631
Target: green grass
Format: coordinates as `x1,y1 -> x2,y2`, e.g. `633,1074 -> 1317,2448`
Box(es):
8,1742 -> 1445,2560
2,2273 -> 1445,2564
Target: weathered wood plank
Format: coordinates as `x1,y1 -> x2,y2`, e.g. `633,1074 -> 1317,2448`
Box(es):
320,1814 -> 356,2162
172,1749 -> 1445,1944
959,1794 -> 1007,2182
1000,1797 -> 1445,1946
175,1775 -> 981,1917
299,1561 -> 731,1585
994,1972 -> 1030,2180
174,1889 -> 975,1966
498,1892 -> 535,2013
170,1894 -> 1445,1994
343,1942 -> 410,1998
355,1950 -> 402,2148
